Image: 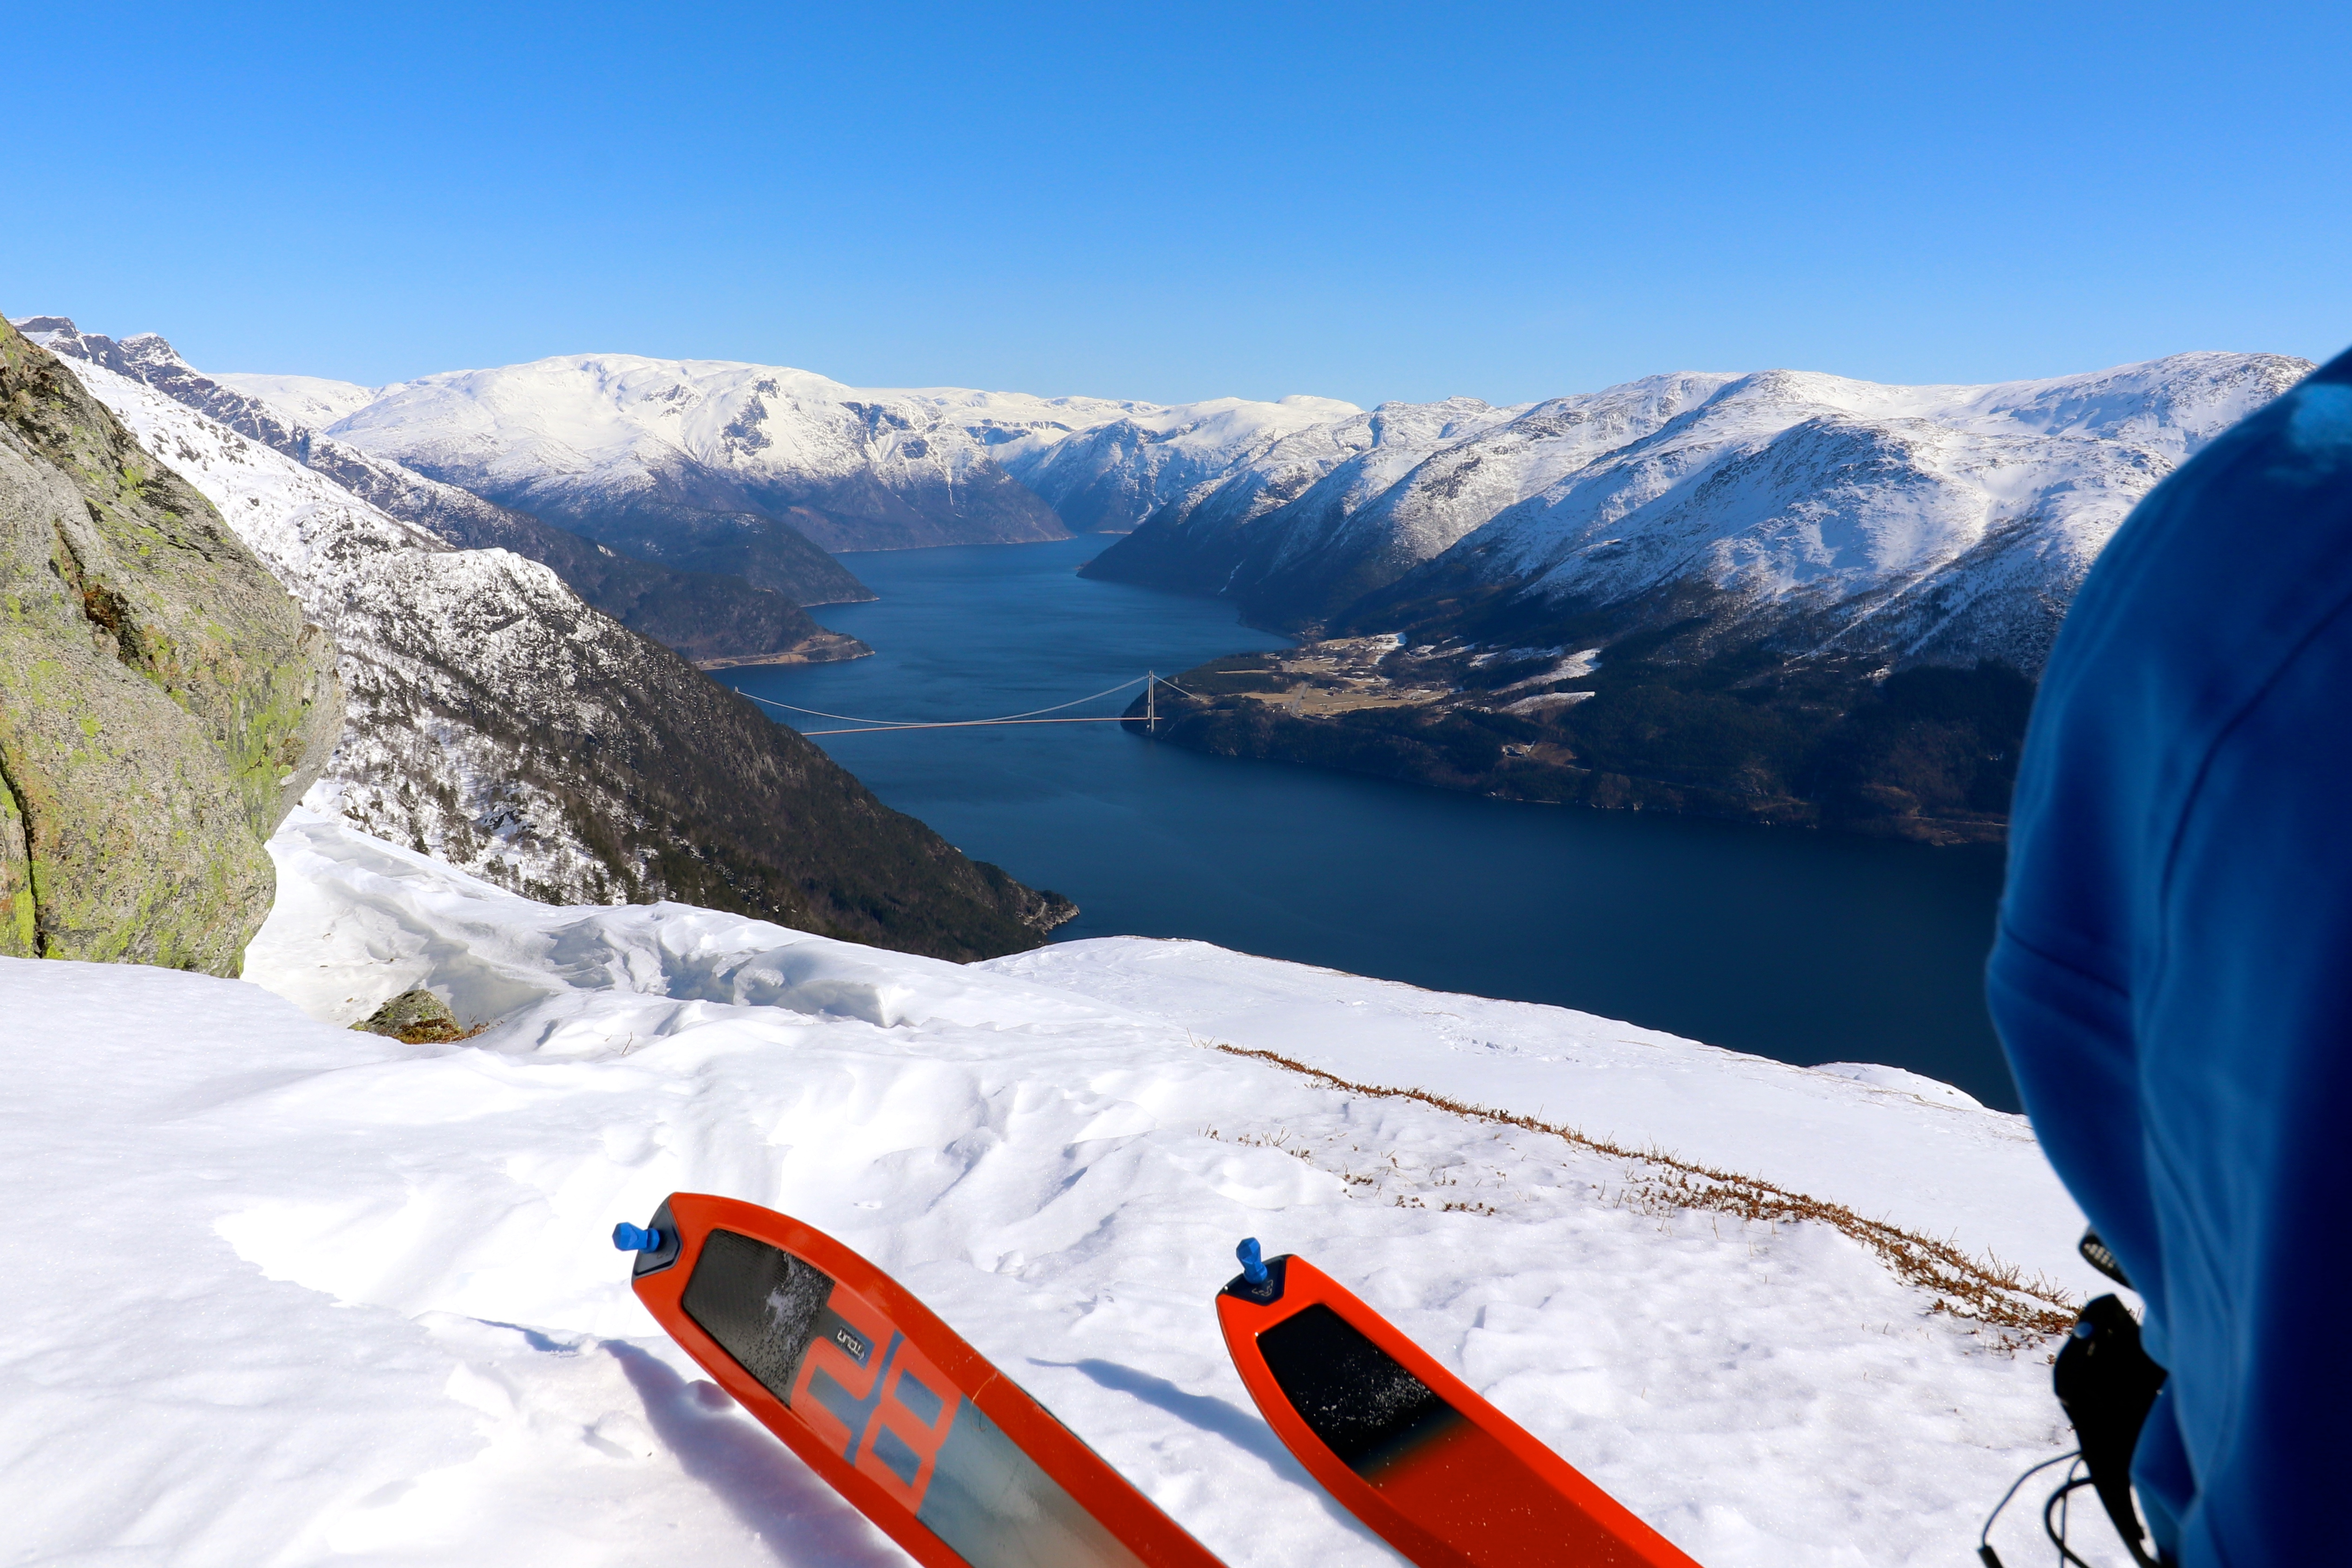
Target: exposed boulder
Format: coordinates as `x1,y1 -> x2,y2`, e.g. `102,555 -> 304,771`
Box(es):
355,987 -> 468,1043
0,316 -> 341,972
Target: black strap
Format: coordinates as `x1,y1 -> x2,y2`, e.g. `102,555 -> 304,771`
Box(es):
2052,1291 -> 2166,1565
2079,1227 -> 2134,1290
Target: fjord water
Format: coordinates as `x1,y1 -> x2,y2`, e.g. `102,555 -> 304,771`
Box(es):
719,537 -> 2017,1110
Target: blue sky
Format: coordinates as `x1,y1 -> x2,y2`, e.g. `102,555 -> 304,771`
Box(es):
6,2 -> 2345,406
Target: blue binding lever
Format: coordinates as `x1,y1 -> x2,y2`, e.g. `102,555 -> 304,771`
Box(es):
1237,1237 -> 1269,1285
613,1222 -> 663,1253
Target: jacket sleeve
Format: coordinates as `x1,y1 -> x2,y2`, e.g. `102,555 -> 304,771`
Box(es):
2132,590 -> 2352,1567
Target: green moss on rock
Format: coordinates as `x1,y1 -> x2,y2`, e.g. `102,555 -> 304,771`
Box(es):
0,314 -> 342,974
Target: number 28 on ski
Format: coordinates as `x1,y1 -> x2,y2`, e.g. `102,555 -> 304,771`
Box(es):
617,1193 -> 1221,1568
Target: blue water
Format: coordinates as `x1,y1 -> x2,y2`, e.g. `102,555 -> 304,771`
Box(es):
717,537 -> 2018,1111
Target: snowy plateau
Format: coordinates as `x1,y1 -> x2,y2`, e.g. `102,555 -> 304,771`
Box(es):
1,811 -> 2120,1568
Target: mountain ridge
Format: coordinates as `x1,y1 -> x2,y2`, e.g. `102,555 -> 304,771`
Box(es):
307,353 -> 1082,563
212,351 -> 1369,559
15,320 -> 873,664
101,330 -> 2314,840
1086,353 -> 2312,674
1097,351 -> 2312,840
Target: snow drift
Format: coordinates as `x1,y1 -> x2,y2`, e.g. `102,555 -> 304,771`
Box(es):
2,810 -> 2115,1566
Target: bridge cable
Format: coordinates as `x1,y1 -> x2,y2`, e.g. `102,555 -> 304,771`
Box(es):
738,675 -> 1149,730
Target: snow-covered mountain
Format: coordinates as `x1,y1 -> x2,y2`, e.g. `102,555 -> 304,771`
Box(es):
996,392 -> 1363,533
178,331 -> 2312,680
52,354 -> 1070,956
213,370 -> 380,427
19,321 -> 872,660
1086,378 -> 1734,621
182,335 -> 2313,680
217,353 -> 1371,566
3,805 -> 2106,1564
263,358 -> 1088,563
1088,354 -> 2313,673
1386,355 -> 2312,673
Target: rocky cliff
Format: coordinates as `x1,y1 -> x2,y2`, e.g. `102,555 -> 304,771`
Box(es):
0,318 -> 341,972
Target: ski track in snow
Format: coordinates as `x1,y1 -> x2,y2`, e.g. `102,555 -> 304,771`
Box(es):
0,812 -> 2128,1566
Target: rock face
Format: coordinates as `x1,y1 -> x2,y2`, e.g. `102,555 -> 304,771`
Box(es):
19,322 -> 874,663
0,318 -> 341,972
47,347 -> 1073,961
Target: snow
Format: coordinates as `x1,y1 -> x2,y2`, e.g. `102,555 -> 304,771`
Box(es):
214,371 -> 381,428
1811,1063 -> 1986,1111
2,809 -> 2123,1566
1440,356 -> 2314,673
1390,356 -> 2313,670
1494,690 -> 1595,715
250,352 -> 1364,547
202,338 -> 2313,675
1075,355 -> 2310,672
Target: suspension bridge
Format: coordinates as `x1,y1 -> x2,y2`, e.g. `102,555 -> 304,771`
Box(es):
738,672 -> 1198,735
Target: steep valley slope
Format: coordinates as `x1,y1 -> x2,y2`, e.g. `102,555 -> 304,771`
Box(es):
52,349 -> 1072,960
18,321 -> 872,666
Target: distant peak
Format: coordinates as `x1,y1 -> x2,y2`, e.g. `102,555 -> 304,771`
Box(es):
119,330 -> 188,358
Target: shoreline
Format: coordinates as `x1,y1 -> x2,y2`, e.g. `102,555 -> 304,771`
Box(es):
695,631 -> 872,670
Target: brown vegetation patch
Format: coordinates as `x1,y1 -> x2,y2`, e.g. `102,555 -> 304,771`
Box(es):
1207,1041 -> 2077,1343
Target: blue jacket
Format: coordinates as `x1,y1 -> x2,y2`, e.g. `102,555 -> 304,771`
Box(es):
1989,348 -> 2352,1565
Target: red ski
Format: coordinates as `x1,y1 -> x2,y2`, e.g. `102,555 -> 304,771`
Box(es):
618,1193 -> 1222,1568
1217,1242 -> 1703,1568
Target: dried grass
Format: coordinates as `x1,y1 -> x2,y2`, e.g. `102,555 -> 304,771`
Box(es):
1205,1041 -> 2077,1343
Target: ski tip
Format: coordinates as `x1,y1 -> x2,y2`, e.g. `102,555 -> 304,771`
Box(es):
613,1221 -> 664,1253
1221,1240 -> 1288,1304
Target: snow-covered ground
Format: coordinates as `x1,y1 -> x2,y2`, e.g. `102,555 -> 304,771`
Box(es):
1,813 -> 2121,1566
